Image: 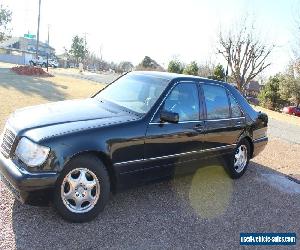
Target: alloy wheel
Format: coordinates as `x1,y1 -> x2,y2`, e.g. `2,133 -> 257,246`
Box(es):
61,168 -> 100,213
234,145 -> 248,173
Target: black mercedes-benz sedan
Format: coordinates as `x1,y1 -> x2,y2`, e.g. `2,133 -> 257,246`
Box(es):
0,71 -> 268,222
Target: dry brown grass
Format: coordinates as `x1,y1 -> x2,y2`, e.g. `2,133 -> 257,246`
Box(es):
0,68 -> 104,129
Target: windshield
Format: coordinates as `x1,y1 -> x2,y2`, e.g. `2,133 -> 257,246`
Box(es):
95,73 -> 170,114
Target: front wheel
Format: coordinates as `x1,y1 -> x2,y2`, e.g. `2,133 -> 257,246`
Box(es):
224,139 -> 250,179
53,155 -> 110,222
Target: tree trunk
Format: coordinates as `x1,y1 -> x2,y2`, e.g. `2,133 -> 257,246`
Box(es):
236,78 -> 243,94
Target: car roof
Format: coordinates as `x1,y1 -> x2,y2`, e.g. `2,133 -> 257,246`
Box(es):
130,70 -> 230,87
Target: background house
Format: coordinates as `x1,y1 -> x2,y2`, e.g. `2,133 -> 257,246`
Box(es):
0,36 -> 55,65
245,80 -> 262,97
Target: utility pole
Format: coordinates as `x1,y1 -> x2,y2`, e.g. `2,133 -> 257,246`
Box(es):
99,44 -> 103,61
46,24 -> 50,72
36,0 -> 41,59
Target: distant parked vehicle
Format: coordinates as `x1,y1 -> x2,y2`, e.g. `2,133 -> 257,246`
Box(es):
48,58 -> 58,68
282,106 -> 300,117
29,56 -> 45,67
29,57 -> 58,68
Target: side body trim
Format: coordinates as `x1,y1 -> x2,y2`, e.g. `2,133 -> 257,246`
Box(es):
114,144 -> 236,166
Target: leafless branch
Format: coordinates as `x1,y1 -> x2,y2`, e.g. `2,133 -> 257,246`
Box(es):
217,20 -> 273,93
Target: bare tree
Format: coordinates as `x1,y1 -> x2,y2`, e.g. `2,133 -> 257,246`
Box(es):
198,62 -> 215,78
218,21 -> 273,93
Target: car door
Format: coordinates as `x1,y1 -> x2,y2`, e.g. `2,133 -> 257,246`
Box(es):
201,83 -> 244,157
144,81 -> 205,178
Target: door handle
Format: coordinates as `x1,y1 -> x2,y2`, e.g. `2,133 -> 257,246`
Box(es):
193,124 -> 204,132
235,120 -> 243,126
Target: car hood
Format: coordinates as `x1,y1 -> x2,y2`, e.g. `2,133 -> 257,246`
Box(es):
7,98 -> 137,136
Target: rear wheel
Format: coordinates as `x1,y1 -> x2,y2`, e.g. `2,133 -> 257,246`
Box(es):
225,139 -> 250,179
53,155 -> 110,222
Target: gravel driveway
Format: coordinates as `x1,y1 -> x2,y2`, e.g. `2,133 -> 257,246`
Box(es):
0,67 -> 299,249
1,161 -> 299,250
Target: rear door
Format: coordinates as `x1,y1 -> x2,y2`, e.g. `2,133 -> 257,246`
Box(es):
201,83 -> 242,157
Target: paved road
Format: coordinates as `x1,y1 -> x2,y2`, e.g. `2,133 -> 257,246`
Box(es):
268,118 -> 300,144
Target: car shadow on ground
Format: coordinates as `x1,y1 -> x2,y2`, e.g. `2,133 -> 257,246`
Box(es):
10,161 -> 300,249
0,69 -> 66,102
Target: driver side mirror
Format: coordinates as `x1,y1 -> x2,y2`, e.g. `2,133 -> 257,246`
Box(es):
160,110 -> 179,123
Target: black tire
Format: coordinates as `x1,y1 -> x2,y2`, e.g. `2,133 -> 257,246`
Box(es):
224,139 -> 250,179
53,154 -> 110,223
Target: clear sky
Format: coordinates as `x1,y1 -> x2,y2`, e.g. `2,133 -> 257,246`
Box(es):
2,0 -> 299,76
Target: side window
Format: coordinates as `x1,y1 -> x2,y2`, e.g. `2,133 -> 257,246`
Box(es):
202,84 -> 230,119
163,83 -> 199,121
229,94 -> 243,117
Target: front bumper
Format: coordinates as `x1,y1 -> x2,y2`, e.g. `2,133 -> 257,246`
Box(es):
252,136 -> 268,157
0,153 -> 58,203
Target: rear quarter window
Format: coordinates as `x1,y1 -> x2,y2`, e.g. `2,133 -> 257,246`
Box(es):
229,94 -> 243,117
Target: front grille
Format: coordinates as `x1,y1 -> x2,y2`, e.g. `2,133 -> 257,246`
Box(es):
0,128 -> 16,158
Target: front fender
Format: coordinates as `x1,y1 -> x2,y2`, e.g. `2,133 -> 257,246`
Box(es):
41,130 -> 110,172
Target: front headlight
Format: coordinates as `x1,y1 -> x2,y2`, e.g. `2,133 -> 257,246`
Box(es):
15,137 -> 50,167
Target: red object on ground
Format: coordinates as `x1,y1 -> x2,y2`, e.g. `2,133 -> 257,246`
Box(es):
11,65 -> 53,77
282,106 -> 300,117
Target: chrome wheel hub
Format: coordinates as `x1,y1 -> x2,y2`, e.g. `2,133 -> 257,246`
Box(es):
234,145 -> 248,173
61,168 -> 100,213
